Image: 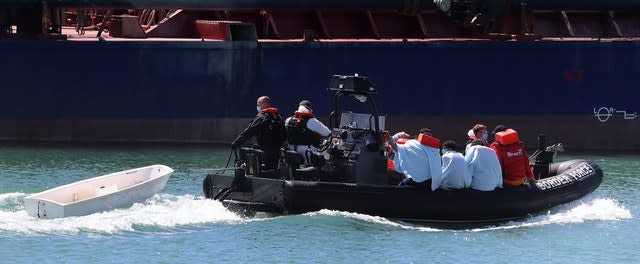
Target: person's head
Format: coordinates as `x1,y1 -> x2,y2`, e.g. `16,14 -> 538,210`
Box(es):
470,139 -> 485,147
492,124 -> 507,135
419,128 -> 432,136
297,99 -> 313,113
256,96 -> 272,111
299,100 -> 312,109
442,140 -> 458,152
472,124 -> 488,140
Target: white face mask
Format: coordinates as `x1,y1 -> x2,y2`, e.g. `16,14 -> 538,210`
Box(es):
256,106 -> 261,112
482,132 -> 488,141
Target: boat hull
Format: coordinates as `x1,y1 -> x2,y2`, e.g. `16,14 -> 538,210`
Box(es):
24,164 -> 173,218
209,160 -> 602,224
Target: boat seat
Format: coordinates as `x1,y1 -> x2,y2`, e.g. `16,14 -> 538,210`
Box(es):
284,150 -> 318,181
309,152 -> 325,168
258,169 -> 280,179
240,147 -> 265,175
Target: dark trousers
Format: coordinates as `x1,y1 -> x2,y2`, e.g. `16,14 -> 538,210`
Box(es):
261,148 -> 281,171
401,178 -> 432,189
388,170 -> 405,185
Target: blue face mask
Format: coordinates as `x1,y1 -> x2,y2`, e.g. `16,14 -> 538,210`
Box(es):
256,106 -> 261,112
482,132 -> 488,141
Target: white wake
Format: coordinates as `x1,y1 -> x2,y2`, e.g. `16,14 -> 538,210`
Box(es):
303,197 -> 632,232
1,192 -> 631,234
0,193 -> 243,234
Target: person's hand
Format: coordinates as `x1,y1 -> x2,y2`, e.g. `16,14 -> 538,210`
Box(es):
392,132 -> 411,141
318,138 -> 331,152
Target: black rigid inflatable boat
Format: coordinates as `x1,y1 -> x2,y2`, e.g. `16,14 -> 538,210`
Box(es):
203,75 -> 603,225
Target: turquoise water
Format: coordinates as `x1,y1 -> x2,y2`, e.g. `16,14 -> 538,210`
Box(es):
0,144 -> 637,263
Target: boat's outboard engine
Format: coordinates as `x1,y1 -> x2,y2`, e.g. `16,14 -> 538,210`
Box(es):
204,148 -> 254,201
323,74 -> 388,185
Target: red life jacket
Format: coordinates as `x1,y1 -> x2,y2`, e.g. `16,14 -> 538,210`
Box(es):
260,107 -> 280,118
256,107 -> 286,147
294,111 -> 314,118
490,129 -> 534,186
387,159 -> 395,171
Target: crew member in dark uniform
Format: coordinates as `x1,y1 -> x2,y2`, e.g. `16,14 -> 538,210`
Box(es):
231,96 -> 286,170
285,100 -> 331,165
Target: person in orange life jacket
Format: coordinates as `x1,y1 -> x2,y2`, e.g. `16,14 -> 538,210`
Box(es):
389,128 -> 442,190
465,124 -> 488,154
285,100 -> 331,165
231,96 -> 287,170
489,125 -> 536,186
385,131 -> 408,185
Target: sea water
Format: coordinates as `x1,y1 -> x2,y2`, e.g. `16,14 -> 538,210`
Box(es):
0,144 -> 637,263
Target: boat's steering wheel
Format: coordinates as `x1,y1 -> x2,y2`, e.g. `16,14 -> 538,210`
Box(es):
317,136 -> 334,152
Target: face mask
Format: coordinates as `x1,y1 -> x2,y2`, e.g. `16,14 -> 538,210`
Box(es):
482,132 -> 488,141
256,106 -> 261,112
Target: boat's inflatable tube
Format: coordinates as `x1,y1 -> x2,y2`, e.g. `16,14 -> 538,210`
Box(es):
282,159 -> 602,223
537,159 -> 602,191
207,159 -> 602,223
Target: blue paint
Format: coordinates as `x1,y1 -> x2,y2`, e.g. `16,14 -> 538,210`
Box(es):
0,40 -> 638,119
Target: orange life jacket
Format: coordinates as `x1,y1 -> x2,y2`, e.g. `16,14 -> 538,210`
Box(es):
417,133 -> 440,149
495,128 -> 519,146
395,134 -> 440,148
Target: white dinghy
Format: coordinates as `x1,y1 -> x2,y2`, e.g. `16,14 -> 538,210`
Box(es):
24,164 -> 174,219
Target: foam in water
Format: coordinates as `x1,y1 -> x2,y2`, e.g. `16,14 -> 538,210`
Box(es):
474,197 -> 633,231
0,192 -> 23,207
303,197 -> 632,232
0,193 -> 244,234
304,209 -> 440,232
1,192 -> 631,234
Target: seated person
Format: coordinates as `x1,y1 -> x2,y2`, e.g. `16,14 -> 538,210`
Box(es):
435,140 -> 471,190
489,126 -> 535,186
465,124 -> 489,154
285,100 -> 331,165
465,140 -> 503,191
390,128 -> 442,190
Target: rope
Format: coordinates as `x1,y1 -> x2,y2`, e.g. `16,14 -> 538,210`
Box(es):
214,187 -> 237,201
189,167 -> 239,174
192,148 -> 238,174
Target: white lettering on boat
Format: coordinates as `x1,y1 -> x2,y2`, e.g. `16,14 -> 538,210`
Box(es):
536,163 -> 594,191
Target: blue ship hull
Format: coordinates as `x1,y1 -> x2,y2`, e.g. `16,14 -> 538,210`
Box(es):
0,40 -> 638,149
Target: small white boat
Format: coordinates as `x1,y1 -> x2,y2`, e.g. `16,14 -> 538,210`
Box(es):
24,165 -> 174,219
